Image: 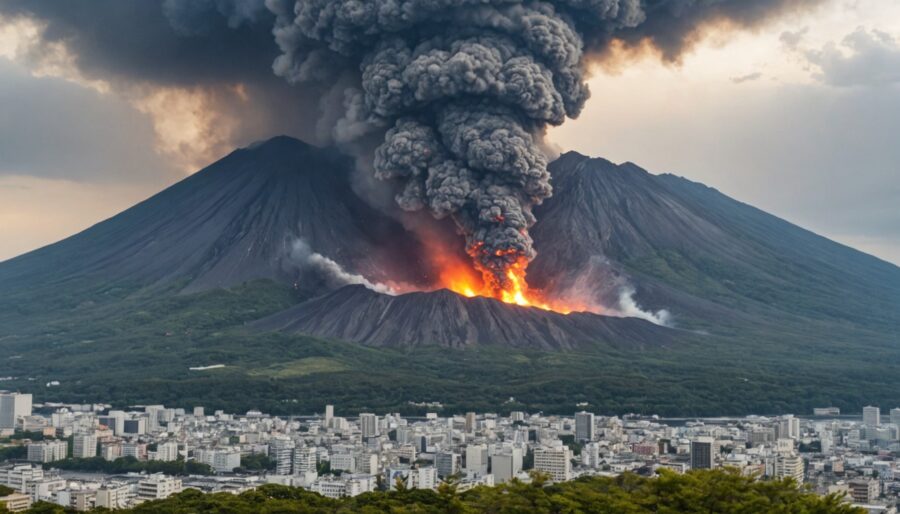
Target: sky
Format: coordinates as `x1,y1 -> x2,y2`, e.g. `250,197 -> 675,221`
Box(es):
0,0 -> 898,265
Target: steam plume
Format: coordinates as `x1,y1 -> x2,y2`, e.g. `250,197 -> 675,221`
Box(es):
290,238 -> 397,295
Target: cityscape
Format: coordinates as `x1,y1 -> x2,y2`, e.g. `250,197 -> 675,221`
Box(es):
1,392 -> 899,513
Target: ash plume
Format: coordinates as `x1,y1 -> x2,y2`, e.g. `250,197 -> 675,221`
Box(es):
265,0 -> 820,293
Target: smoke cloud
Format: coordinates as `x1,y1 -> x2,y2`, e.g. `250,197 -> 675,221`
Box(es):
290,238 -> 397,295
265,0 -> 821,293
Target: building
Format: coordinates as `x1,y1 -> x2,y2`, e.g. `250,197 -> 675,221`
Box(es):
293,446 -> 317,475
890,408 -> 900,426
410,467 -> 437,490
774,454 -> 804,483
95,485 -> 129,510
776,415 -> 800,440
465,412 -> 477,433
435,452 -> 459,478
575,412 -> 595,442
211,450 -> 240,473
465,444 -> 488,474
269,438 -> 295,475
359,413 -> 378,439
849,479 -> 880,504
490,452 -> 520,483
863,406 -> 881,427
122,418 -> 146,436
72,434 -> 97,459
534,445 -> 572,482
137,475 -> 183,500
122,442 -> 148,461
325,405 -> 334,428
813,407 -> 840,416
690,437 -> 714,470
0,492 -> 32,512
100,443 -> 122,461
0,393 -> 32,430
152,441 -> 179,462
26,441 -> 68,463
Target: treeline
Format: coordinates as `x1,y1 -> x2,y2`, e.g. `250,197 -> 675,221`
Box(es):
46,456 -> 213,476
16,469 -> 862,514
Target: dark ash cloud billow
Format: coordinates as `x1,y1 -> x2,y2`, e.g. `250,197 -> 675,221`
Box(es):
265,0 -> 821,292
0,0 -> 823,291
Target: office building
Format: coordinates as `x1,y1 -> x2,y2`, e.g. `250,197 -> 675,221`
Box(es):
890,408 -> 900,426
359,413 -> 378,439
465,412 -> 476,433
435,452 -> 459,478
690,437 -> 714,470
575,412 -> 595,442
863,406 -> 880,427
465,444 -> 488,474
0,393 -> 32,430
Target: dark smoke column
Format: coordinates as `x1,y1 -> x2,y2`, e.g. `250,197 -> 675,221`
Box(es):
268,0 -> 643,293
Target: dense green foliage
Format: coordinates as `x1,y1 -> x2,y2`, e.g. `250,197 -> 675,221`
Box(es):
10,470 -> 863,513
47,456 -> 213,476
0,485 -> 14,496
0,446 -> 26,461
238,453 -> 275,472
1,279 -> 898,417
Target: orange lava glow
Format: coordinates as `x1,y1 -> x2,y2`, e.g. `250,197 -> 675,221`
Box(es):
437,255 -> 587,315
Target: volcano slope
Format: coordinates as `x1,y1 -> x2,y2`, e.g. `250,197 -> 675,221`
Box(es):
1,136 -> 897,416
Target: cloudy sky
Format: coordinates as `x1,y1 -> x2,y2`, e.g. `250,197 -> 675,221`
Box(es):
1,0 -> 898,265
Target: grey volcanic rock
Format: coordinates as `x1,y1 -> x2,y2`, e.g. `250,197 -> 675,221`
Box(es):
253,285 -> 675,350
529,152 -> 900,330
0,136 -> 425,296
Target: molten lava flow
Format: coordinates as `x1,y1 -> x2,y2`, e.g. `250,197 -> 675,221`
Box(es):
436,254 -> 586,315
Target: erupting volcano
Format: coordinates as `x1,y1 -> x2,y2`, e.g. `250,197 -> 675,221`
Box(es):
268,1 -> 642,309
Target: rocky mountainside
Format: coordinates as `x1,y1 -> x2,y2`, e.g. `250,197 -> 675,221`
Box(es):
253,285 -> 675,350
0,136 -> 424,298
529,153 -> 900,331
1,136 -> 897,345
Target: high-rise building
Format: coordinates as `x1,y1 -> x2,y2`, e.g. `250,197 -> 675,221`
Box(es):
269,438 -> 295,475
465,412 -> 477,433
776,415 -> 800,440
435,451 -> 460,478
294,446 -> 318,475
889,408 -> 900,426
193,407 -> 205,418
534,445 -> 572,482
0,393 -> 32,430
359,413 -> 378,439
73,434 -> 98,459
575,412 -> 595,442
490,448 -> 523,484
690,437 -> 714,470
465,444 -> 488,474
325,405 -> 334,428
774,454 -> 804,483
863,406 -> 881,426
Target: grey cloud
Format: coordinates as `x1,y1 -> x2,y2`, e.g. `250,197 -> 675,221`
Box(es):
731,72 -> 763,84
0,60 -> 176,185
805,28 -> 900,87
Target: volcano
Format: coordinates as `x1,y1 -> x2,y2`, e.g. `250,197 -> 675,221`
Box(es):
1,136 -> 898,415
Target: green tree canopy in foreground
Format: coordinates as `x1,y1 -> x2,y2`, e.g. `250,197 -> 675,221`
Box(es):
15,469 -> 863,514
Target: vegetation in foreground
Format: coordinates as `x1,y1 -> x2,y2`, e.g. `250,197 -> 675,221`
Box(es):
5,470 -> 861,514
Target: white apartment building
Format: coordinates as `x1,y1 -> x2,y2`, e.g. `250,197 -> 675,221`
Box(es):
26,441 -> 68,463
95,484 -> 130,510
534,445 -> 572,482
72,434 -> 98,459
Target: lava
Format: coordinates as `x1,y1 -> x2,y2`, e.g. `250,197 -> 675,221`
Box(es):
436,254 -> 586,315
